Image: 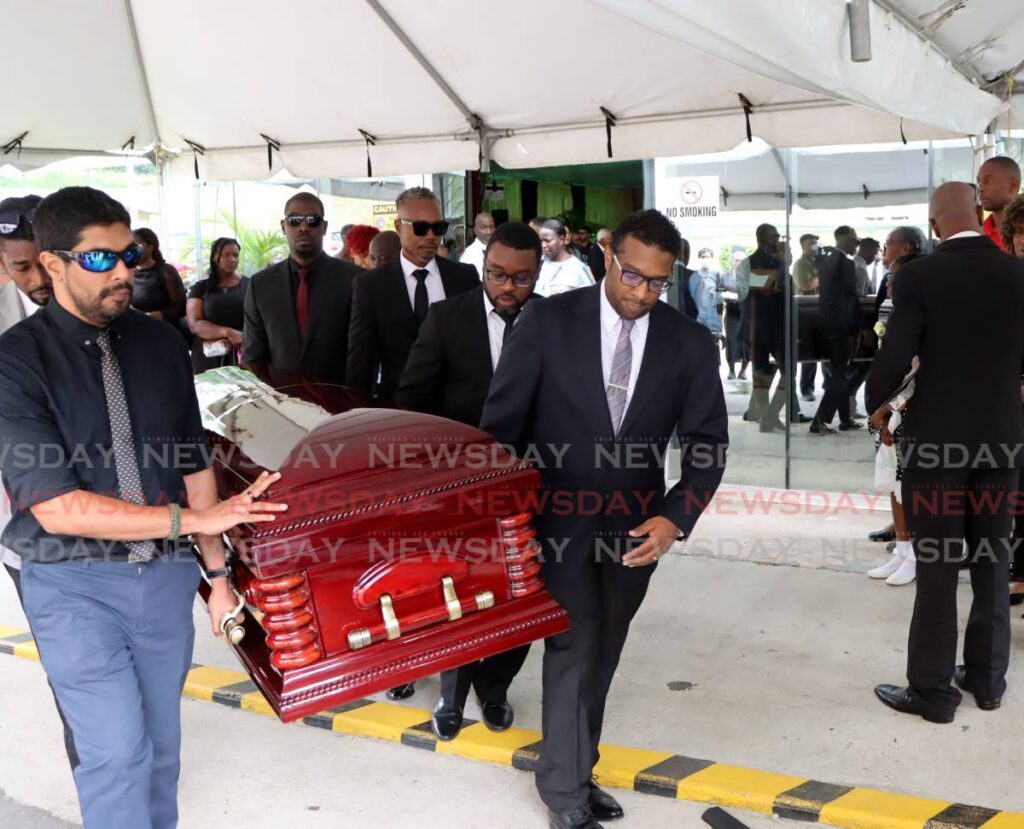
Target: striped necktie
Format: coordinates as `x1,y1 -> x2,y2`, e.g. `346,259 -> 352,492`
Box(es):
606,318 -> 634,435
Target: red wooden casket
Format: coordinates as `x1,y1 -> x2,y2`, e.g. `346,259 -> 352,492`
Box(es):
193,368 -> 568,722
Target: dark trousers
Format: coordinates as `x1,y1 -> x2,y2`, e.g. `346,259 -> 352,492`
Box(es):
901,467 -> 1018,715
799,362 -> 817,396
534,539 -> 652,812
753,338 -> 799,416
5,563 -> 79,770
439,645 -> 531,708
814,327 -> 852,425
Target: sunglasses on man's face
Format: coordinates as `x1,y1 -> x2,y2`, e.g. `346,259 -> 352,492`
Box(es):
51,244 -> 144,273
398,218 -> 449,237
284,214 -> 324,228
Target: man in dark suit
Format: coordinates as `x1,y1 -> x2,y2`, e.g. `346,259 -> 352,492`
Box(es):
811,226 -> 862,434
665,237 -> 698,320
243,193 -> 361,385
868,182 -> 1024,724
346,186 -> 479,399
397,222 -> 542,741
481,210 -> 728,829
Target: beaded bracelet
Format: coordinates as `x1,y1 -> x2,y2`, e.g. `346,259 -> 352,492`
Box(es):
167,503 -> 182,541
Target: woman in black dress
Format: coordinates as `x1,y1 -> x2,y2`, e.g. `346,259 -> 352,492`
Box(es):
186,237 -> 249,374
132,227 -> 186,326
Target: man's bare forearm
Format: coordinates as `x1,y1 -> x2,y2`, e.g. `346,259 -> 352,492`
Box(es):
184,468 -> 228,571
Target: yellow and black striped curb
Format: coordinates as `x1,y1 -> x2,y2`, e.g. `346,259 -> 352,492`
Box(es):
2,625 -> 1022,828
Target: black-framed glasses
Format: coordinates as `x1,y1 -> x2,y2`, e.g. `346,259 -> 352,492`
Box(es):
398,218 -> 449,237
613,254 -> 672,294
284,214 -> 324,228
484,267 -> 535,288
51,244 -> 144,273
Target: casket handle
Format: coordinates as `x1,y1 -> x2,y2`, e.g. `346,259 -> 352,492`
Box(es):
380,594 -> 401,641
442,576 -> 462,622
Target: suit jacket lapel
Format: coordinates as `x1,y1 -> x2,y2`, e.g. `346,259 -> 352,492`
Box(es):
468,289 -> 494,383
617,304 -> 673,437
570,286 -> 615,437
439,257 -> 467,297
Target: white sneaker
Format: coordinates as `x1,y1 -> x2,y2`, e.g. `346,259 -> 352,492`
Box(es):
886,554 -> 916,586
868,551 -> 903,579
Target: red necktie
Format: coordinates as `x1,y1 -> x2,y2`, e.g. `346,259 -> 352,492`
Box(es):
295,267 -> 310,338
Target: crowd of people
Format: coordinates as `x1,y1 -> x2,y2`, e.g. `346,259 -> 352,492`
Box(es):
0,152 -> 1022,828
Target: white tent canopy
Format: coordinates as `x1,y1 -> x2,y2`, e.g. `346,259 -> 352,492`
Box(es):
3,0 -> 1012,180
656,137 -> 977,210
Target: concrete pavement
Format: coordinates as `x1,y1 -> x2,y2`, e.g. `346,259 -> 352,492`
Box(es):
2,491 -> 1022,827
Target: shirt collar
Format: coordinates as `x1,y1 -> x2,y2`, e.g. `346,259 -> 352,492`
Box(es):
600,280 -> 650,336
45,295 -> 124,348
946,230 -> 983,241
16,287 -> 40,318
288,251 -> 326,275
400,250 -> 439,280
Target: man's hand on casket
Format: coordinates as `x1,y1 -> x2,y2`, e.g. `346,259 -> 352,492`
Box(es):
185,471 -> 288,536
622,516 -> 680,567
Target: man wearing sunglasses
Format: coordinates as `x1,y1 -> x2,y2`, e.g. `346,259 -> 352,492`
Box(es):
480,210 -> 728,829
0,186 -> 289,829
397,222 -> 542,739
346,186 -> 479,400
243,192 -> 361,386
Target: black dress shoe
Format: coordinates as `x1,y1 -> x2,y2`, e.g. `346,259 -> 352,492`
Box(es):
587,782 -> 624,821
431,698 -> 464,741
479,699 -> 514,732
953,666 -> 1001,710
874,684 -> 954,723
869,527 -> 896,543
838,420 -> 864,431
793,413 -> 814,423
809,420 -> 836,435
548,805 -> 603,829
386,683 -> 415,701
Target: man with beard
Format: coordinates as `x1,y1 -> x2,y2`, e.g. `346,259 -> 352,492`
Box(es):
396,222 -> 542,740
481,210 -> 727,828
0,186 -> 288,828
977,156 -> 1021,252
243,192 -> 361,385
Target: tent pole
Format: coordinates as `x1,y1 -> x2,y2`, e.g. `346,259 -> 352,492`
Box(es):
926,140 -> 934,243
193,181 -> 203,283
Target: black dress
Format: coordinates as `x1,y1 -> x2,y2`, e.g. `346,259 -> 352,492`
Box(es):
187,275 -> 250,374
132,264 -> 185,321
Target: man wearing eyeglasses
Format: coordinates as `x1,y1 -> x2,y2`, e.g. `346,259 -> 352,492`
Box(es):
346,186 -> 479,400
481,210 -> 728,829
242,192 -> 362,386
0,186 -> 288,829
397,222 -> 541,738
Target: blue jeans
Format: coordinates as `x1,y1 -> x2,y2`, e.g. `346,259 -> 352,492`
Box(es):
21,555 -> 200,829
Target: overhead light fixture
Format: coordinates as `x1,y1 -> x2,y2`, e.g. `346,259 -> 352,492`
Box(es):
848,0 -> 872,62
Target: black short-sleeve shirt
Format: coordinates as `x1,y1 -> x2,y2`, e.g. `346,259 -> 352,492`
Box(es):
0,300 -> 211,563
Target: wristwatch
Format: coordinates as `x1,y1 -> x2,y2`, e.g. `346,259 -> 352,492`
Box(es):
205,566 -> 232,581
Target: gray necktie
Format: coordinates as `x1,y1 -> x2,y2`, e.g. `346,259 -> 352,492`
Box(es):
96,329 -> 158,563
606,318 -> 634,434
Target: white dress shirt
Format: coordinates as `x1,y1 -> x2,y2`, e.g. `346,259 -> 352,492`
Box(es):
946,230 -> 982,240
17,287 -> 40,320
400,251 -> 445,311
461,238 -> 486,280
599,283 -> 649,411
483,290 -> 520,370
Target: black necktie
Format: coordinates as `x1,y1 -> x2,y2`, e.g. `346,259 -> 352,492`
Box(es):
501,312 -> 517,347
412,269 -> 429,324
96,330 -> 158,562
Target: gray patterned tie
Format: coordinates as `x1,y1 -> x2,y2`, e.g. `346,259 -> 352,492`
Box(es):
606,318 -> 634,435
96,329 -> 158,563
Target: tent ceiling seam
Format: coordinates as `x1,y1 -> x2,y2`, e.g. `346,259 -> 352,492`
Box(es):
121,0 -> 161,147
873,0 -> 983,85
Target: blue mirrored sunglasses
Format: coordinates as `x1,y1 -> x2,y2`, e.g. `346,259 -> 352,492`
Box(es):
51,244 -> 144,273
